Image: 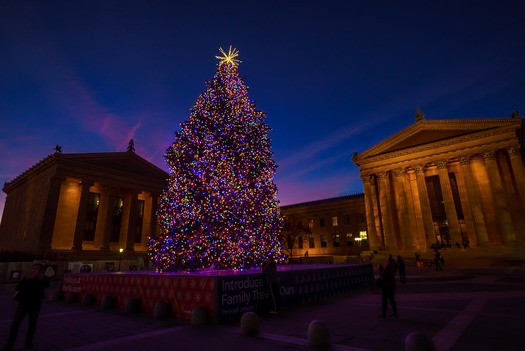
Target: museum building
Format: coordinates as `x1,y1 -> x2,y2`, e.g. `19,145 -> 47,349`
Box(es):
352,112 -> 525,251
0,149 -> 167,261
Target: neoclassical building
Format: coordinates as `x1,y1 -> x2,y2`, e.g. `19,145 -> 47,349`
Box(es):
280,194 -> 368,261
0,150 -> 167,260
352,112 -> 525,251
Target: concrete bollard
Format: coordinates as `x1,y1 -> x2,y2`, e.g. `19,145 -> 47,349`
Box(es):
405,332 -> 436,351
52,290 -> 65,301
154,301 -> 170,319
65,291 -> 79,303
240,312 -> 260,336
308,320 -> 330,349
100,295 -> 116,310
81,293 -> 96,306
125,298 -> 141,314
191,306 -> 208,326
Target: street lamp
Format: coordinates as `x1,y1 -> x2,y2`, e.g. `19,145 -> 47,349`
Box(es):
118,248 -> 123,271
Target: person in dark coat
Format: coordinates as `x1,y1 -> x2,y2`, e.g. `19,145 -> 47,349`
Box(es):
2,263 -> 50,351
378,257 -> 398,319
397,255 -> 406,284
262,258 -> 280,313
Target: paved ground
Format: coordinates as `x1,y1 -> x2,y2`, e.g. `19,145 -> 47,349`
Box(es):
0,246 -> 524,351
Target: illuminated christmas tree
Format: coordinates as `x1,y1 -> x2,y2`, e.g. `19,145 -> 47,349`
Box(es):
148,47 -> 286,271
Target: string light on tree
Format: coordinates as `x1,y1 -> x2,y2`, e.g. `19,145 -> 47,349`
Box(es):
148,47 -> 286,272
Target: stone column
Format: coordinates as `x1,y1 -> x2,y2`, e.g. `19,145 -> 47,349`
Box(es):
39,176 -> 66,251
72,181 -> 93,251
99,186 -> 115,250
377,171 -> 395,249
483,151 -> 516,243
393,168 -> 411,250
507,147 -> 525,214
413,164 -> 435,248
452,166 -> 477,246
125,190 -> 140,252
368,175 -> 385,248
149,192 -> 159,238
435,160 -> 461,245
459,156 -> 487,245
362,175 -> 379,250
406,171 -> 426,250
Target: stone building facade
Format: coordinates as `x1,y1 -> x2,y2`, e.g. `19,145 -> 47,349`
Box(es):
280,194 -> 368,261
352,114 -> 525,251
0,151 -> 167,260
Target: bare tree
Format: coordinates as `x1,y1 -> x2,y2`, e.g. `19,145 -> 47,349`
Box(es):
280,216 -> 311,263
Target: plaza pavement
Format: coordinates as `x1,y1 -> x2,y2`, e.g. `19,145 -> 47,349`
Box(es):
0,246 -> 524,351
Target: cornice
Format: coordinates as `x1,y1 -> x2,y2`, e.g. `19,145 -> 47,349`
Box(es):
354,117 -> 522,163
356,123 -> 520,168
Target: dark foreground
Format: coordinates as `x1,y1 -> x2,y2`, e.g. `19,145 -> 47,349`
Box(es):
0,247 -> 524,351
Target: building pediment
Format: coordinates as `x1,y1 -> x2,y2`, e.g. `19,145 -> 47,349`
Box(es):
353,118 -> 523,165
3,151 -> 168,192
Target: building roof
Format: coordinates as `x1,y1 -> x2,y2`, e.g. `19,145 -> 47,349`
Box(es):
3,151 -> 168,193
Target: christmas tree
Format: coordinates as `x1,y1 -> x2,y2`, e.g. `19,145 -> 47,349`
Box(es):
148,47 -> 286,271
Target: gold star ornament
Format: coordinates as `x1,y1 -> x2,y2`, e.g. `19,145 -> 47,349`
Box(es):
215,46 -> 241,66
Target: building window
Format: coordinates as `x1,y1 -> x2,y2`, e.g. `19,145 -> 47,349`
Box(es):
298,236 -> 304,249
320,234 -> 327,248
308,234 -> 315,248
332,216 -> 338,226
83,192 -> 100,241
319,218 -> 325,227
333,233 -> 340,247
357,213 -> 366,224
110,197 -> 124,242
346,233 -> 353,246
287,236 -> 294,250
134,200 -> 145,244
308,219 -> 314,229
344,215 -> 351,225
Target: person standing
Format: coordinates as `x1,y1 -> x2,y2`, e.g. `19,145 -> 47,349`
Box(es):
434,250 -> 443,271
397,255 -> 406,284
2,263 -> 50,351
262,258 -> 280,313
378,257 -> 398,319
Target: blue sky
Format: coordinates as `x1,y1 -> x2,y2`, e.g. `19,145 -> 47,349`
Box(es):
1,1 -> 524,221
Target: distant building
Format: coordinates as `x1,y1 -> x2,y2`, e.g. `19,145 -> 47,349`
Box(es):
280,194 -> 368,262
352,114 -> 525,251
0,151 -> 167,261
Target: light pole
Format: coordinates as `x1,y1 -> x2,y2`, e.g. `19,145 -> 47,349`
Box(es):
118,248 -> 123,271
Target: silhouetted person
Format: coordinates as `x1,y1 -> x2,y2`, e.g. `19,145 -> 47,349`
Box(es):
434,250 -> 443,271
397,255 -> 406,284
2,264 -> 49,351
378,257 -> 398,319
262,259 -> 280,313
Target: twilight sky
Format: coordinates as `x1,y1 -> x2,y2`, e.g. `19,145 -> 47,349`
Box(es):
1,1 -> 524,221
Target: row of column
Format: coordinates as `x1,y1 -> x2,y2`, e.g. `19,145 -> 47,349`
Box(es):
361,147 -> 525,251
39,177 -> 159,252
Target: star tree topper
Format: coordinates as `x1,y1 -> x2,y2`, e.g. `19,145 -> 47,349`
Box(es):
215,46 -> 242,66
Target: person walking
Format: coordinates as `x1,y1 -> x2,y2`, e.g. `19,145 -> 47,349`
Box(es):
262,258 -> 280,313
2,263 -> 50,351
378,257 -> 398,319
397,255 -> 406,284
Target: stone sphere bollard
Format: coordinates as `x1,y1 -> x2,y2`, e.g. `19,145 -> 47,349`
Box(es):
52,290 -> 65,301
191,306 -> 208,326
65,291 -> 79,303
240,312 -> 260,336
81,293 -> 96,306
125,298 -> 141,314
154,301 -> 170,319
405,332 -> 436,351
308,320 -> 330,349
100,295 -> 116,310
